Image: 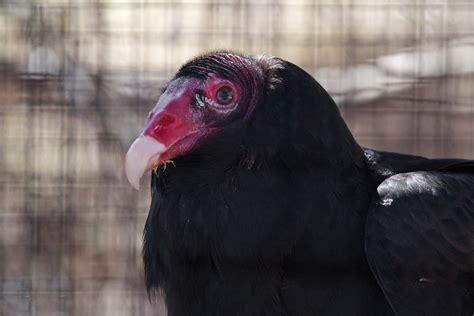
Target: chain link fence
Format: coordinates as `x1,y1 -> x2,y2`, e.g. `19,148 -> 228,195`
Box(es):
1,0 -> 473,315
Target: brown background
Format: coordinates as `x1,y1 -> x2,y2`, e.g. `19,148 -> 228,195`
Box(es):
1,1 -> 473,315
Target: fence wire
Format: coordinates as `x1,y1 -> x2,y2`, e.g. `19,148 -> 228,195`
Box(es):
1,1 -> 473,315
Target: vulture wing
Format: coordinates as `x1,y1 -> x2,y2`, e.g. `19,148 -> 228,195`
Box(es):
365,166 -> 474,315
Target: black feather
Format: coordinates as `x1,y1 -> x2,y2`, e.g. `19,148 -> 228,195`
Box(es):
142,52 -> 474,315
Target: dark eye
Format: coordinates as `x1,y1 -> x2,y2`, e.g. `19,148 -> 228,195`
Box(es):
216,86 -> 233,105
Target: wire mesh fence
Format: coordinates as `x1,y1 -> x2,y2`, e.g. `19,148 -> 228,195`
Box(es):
1,0 -> 473,315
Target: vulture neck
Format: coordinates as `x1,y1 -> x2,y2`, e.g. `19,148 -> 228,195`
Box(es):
159,117 -> 372,203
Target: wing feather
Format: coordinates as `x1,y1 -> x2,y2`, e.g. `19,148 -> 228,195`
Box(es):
366,171 -> 474,316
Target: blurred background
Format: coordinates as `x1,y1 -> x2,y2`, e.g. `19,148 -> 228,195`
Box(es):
1,0 -> 473,315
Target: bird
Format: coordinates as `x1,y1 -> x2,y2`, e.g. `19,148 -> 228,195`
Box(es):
125,51 -> 474,316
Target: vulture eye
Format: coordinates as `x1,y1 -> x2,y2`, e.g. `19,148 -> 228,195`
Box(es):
216,86 -> 233,105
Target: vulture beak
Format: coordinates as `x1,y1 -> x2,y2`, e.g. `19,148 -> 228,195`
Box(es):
125,77 -> 207,190
125,135 -> 166,190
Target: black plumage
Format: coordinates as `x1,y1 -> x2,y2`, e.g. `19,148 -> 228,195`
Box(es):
138,52 -> 474,315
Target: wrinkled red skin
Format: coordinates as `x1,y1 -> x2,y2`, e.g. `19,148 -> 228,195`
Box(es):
142,74 -> 240,163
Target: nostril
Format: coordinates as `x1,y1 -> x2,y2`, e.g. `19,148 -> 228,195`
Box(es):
157,114 -> 176,126
153,113 -> 178,132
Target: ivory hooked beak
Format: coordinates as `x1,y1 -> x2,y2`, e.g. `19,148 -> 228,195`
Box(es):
125,135 -> 166,190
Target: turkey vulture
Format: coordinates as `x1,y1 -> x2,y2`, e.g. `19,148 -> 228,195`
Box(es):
125,52 -> 474,315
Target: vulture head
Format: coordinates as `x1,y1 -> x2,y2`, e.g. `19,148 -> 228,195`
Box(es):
126,52 -> 361,189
